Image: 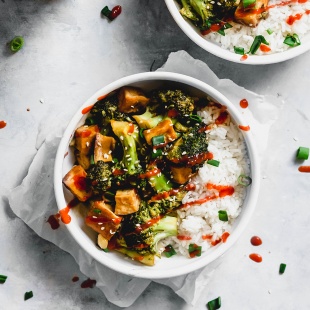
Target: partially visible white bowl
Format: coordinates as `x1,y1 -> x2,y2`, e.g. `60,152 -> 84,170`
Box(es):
54,72 -> 260,279
165,0 -> 310,65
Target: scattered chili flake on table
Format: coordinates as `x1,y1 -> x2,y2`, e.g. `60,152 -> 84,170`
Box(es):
81,278 -> 96,288
101,5 -> 122,21
72,276 -> 79,282
24,291 -> 33,301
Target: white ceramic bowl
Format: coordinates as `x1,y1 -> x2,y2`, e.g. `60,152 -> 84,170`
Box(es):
165,0 -> 310,65
54,72 -> 260,279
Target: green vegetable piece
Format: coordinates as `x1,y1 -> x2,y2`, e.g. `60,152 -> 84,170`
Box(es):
102,248 -> 110,253
207,159 -> 220,167
101,6 -> 111,17
189,114 -> 202,123
267,28 -> 274,35
188,243 -> 202,257
234,46 -> 245,55
279,263 -> 287,274
0,275 -> 7,284
237,174 -> 252,187
296,147 -> 309,160
207,296 -> 221,310
152,135 -> 165,146
10,36 -> 24,52
243,0 -> 256,8
85,117 -> 96,125
218,210 -> 228,222
284,34 -> 301,47
151,148 -> 162,159
93,209 -> 101,214
164,244 -> 176,258
250,35 -> 269,54
24,291 -> 33,301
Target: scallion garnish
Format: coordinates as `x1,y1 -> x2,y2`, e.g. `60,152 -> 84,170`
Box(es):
104,191 -> 115,200
152,135 -> 165,146
243,0 -> 256,8
85,117 -> 96,125
139,128 -> 145,139
93,209 -> 101,214
151,148 -> 162,159
188,243 -> 202,257
9,36 -> 24,52
296,146 -> 309,160
217,22 -> 233,36
90,155 -> 95,165
207,159 -> 220,167
218,210 -> 228,221
164,245 -> 176,258
234,46 -> 245,55
267,28 -> 274,35
101,6 -> 112,18
249,35 -> 269,54
102,248 -> 109,252
284,34 -> 301,47
189,114 -> 202,123
207,296 -> 221,310
0,275 -> 7,284
24,291 -> 33,301
237,174 -> 252,187
279,263 -> 287,274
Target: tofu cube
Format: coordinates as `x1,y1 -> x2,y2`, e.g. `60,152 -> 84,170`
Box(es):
74,125 -> 99,155
94,133 -> 116,163
115,189 -> 140,215
143,119 -> 177,145
118,86 -> 149,113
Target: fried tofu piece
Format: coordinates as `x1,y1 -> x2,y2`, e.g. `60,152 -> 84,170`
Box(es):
62,165 -> 92,202
118,86 -> 150,113
74,125 -> 99,155
234,0 -> 269,27
115,189 -> 140,215
170,166 -> 193,184
85,200 -> 122,241
75,151 -> 91,170
143,119 -> 177,145
94,133 -> 116,163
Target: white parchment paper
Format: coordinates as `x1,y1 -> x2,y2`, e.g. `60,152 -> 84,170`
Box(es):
8,51 -> 283,307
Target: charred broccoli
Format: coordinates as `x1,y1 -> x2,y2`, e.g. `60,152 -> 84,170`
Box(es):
132,106 -> 164,129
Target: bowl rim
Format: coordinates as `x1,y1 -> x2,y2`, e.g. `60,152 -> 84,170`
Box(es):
54,71 -> 260,279
164,0 -> 310,65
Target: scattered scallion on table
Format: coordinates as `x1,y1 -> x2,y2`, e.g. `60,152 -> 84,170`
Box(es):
207,296 -> 221,310
0,275 -> 7,284
24,291 -> 33,301
238,174 -> 252,187
218,210 -> 228,222
279,263 -> 287,274
207,159 -> 220,167
296,146 -> 309,160
9,36 -> 24,52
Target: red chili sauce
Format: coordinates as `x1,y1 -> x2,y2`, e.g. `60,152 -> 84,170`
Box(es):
0,121 -> 7,129
251,236 -> 263,246
240,99 -> 249,109
249,253 -> 263,263
81,278 -> 96,288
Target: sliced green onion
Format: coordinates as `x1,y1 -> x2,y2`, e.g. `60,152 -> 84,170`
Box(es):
151,148 -> 162,159
152,135 -> 165,146
24,291 -> 33,301
218,210 -> 228,222
188,243 -> 202,257
112,158 -> 119,164
279,263 -> 287,274
164,245 -> 176,258
297,147 -> 309,160
93,208 -> 101,214
234,46 -> 245,55
237,174 -> 252,187
250,35 -> 269,54
217,23 -> 232,36
10,36 -> 24,52
189,114 -> 202,123
102,248 -> 110,252
139,128 -> 145,139
101,6 -> 111,17
85,117 -> 96,125
104,191 -> 115,200
267,28 -> 274,35
207,296 -> 221,310
243,0 -> 256,8
90,155 -> 95,165
284,34 -> 301,47
0,275 -> 7,284
207,159 -> 220,167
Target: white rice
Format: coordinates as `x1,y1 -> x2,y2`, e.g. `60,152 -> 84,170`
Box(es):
160,105 -> 250,258
206,0 -> 310,54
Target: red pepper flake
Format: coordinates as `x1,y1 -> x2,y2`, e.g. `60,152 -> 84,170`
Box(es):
81,104 -> 94,115
177,235 -> 192,240
27,108 -> 30,112
72,276 -> 79,282
81,278 -> 96,288
211,238 -> 222,246
202,234 -> 213,240
0,121 -> 7,129
249,253 -> 263,263
221,232 -> 230,243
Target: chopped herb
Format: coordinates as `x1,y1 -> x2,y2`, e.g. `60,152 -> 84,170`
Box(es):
24,291 -> 33,301
189,114 -> 202,123
9,36 -> 24,52
217,23 -> 232,36
250,35 -> 269,54
207,296 -> 221,310
296,146 -> 309,160
151,148 -> 162,159
234,46 -> 245,55
0,275 -> 7,284
93,209 -> 101,214
139,128 -> 145,139
207,159 -> 220,167
188,243 -> 202,257
218,210 -> 228,221
279,263 -> 287,274
267,28 -> 274,35
243,0 -> 256,8
284,34 -> 301,47
164,245 -> 176,258
85,117 -> 96,125
152,135 -> 165,146
90,155 -> 95,165
237,174 -> 252,187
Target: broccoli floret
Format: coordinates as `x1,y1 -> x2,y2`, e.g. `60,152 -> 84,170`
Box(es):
166,125 -> 209,166
188,0 -> 214,23
132,106 -> 164,129
151,89 -> 195,118
179,0 -> 200,22
86,161 -> 113,194
111,120 -> 142,175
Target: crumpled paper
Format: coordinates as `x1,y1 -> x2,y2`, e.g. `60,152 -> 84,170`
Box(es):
8,51 -> 283,307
